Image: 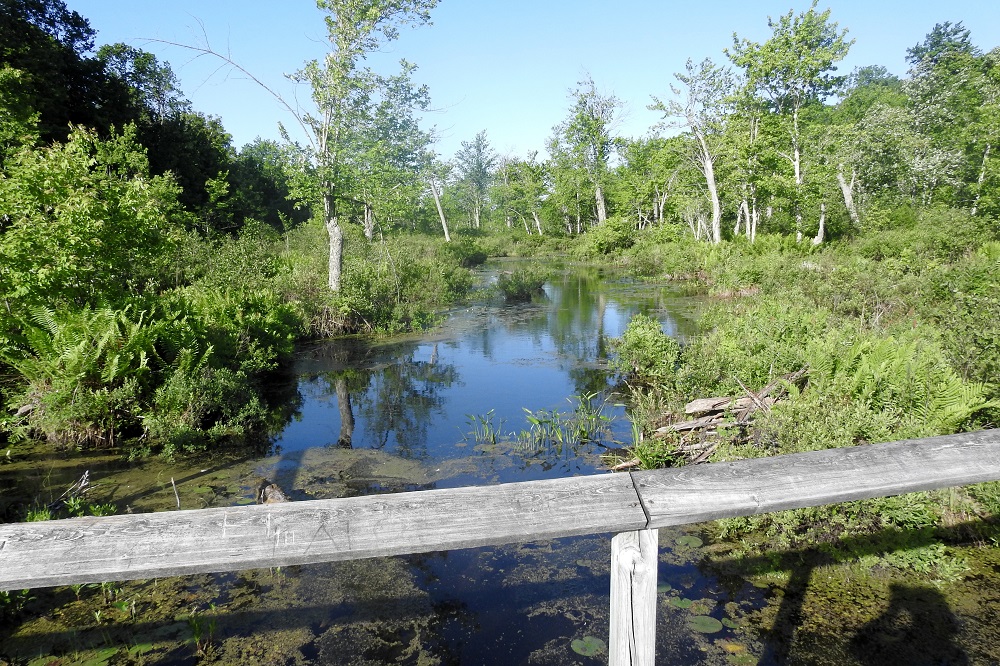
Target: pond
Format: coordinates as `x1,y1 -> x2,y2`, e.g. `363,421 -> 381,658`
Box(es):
0,262 -> 776,665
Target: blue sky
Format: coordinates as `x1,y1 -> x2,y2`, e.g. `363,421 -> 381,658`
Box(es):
70,1 -> 1000,159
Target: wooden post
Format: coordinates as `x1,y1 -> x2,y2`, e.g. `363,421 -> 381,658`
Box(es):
609,529 -> 659,666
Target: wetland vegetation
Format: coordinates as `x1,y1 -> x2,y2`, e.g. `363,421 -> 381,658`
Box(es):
2,0 -> 1000,663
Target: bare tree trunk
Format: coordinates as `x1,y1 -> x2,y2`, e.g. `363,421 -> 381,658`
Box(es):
521,215 -> 531,234
971,143 -> 991,217
812,202 -> 826,245
363,203 -> 375,241
837,166 -> 859,227
595,184 -> 608,224
736,199 -> 748,237
532,211 -> 544,235
473,202 -> 482,229
429,177 -> 451,242
324,192 -> 343,292
696,133 -> 722,244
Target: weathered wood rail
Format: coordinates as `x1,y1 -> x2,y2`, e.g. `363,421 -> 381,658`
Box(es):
2,430 -> 999,664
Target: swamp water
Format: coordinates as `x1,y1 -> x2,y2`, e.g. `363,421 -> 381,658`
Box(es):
2,264 -> 995,665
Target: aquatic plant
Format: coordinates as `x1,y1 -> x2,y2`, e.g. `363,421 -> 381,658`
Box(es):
570,635 -> 607,656
687,615 -> 724,633
465,409 -> 505,445
676,535 -> 704,548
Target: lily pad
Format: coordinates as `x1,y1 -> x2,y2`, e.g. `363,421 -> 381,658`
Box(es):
676,535 -> 704,548
657,582 -> 673,593
571,636 -> 607,657
687,615 -> 724,634
669,597 -> 694,609
722,617 -> 740,629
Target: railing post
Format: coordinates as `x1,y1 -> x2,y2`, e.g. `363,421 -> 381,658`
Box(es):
609,529 -> 659,666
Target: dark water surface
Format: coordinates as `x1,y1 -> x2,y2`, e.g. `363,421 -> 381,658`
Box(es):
0,264 -> 777,665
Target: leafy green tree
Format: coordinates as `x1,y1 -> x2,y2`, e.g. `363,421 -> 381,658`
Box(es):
453,130 -> 496,229
0,126 -> 184,313
0,0 -> 135,142
492,153 -> 547,234
97,43 -> 189,122
228,138 -> 309,232
289,0 -> 439,291
904,24 -> 998,212
349,63 -> 433,239
0,65 -> 38,157
651,58 -> 734,243
550,76 -> 620,226
728,0 -> 852,242
142,111 -> 236,227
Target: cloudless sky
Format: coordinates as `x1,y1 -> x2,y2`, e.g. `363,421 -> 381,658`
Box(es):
69,1 -> 1000,159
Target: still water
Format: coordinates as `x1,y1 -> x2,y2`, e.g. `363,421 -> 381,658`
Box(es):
1,263 -> 776,665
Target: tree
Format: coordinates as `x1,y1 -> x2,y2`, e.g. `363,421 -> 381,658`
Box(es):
728,0 -> 852,242
0,0 -> 136,142
492,153 -> 546,234
551,76 -> 620,226
651,58 -> 734,243
906,21 -> 977,68
453,130 -> 496,229
289,0 -> 439,291
97,43 -> 189,122
349,63 -> 432,240
904,24 -> 996,211
0,126 -> 184,310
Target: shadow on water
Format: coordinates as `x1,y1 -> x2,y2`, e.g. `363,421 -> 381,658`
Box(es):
28,264 -> 993,664
711,517 -> 998,666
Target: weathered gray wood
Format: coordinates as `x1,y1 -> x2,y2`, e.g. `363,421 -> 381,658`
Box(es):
609,529 -> 658,666
633,430 -> 1000,528
0,474 -> 646,591
3,430 -> 999,593
653,414 -> 727,435
684,396 -> 769,415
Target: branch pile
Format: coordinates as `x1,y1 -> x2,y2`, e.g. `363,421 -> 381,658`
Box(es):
612,366 -> 808,470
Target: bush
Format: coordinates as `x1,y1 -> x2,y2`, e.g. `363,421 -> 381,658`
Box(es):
610,314 -> 681,387
496,267 -> 548,302
572,216 -> 637,257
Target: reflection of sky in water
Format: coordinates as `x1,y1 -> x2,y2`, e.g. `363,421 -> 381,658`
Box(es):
271,266 -> 698,483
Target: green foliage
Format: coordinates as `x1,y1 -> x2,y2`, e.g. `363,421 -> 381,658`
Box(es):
610,313 -> 681,387
439,236 -> 488,268
1,305 -> 163,446
0,126 -> 185,310
495,267 -> 548,302
572,215 -> 637,257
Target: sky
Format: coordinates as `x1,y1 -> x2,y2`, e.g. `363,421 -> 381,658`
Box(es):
69,0 -> 1000,159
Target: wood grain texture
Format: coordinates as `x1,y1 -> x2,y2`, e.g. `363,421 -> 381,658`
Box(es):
633,430 -> 1000,528
0,474 -> 646,591
609,529 -> 658,666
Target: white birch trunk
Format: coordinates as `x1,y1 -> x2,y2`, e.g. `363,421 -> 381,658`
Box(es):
595,184 -> 608,224
429,177 -> 451,242
971,143 -> 991,217
324,191 -> 343,292
837,167 -> 859,227
812,202 -> 826,245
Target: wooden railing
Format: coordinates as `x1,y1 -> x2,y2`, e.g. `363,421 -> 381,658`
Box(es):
2,430 -> 999,665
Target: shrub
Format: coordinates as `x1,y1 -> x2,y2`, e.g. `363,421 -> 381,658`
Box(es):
496,267 -> 548,302
610,314 -> 681,387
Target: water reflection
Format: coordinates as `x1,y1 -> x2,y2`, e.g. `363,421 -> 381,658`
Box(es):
272,263 -> 698,483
